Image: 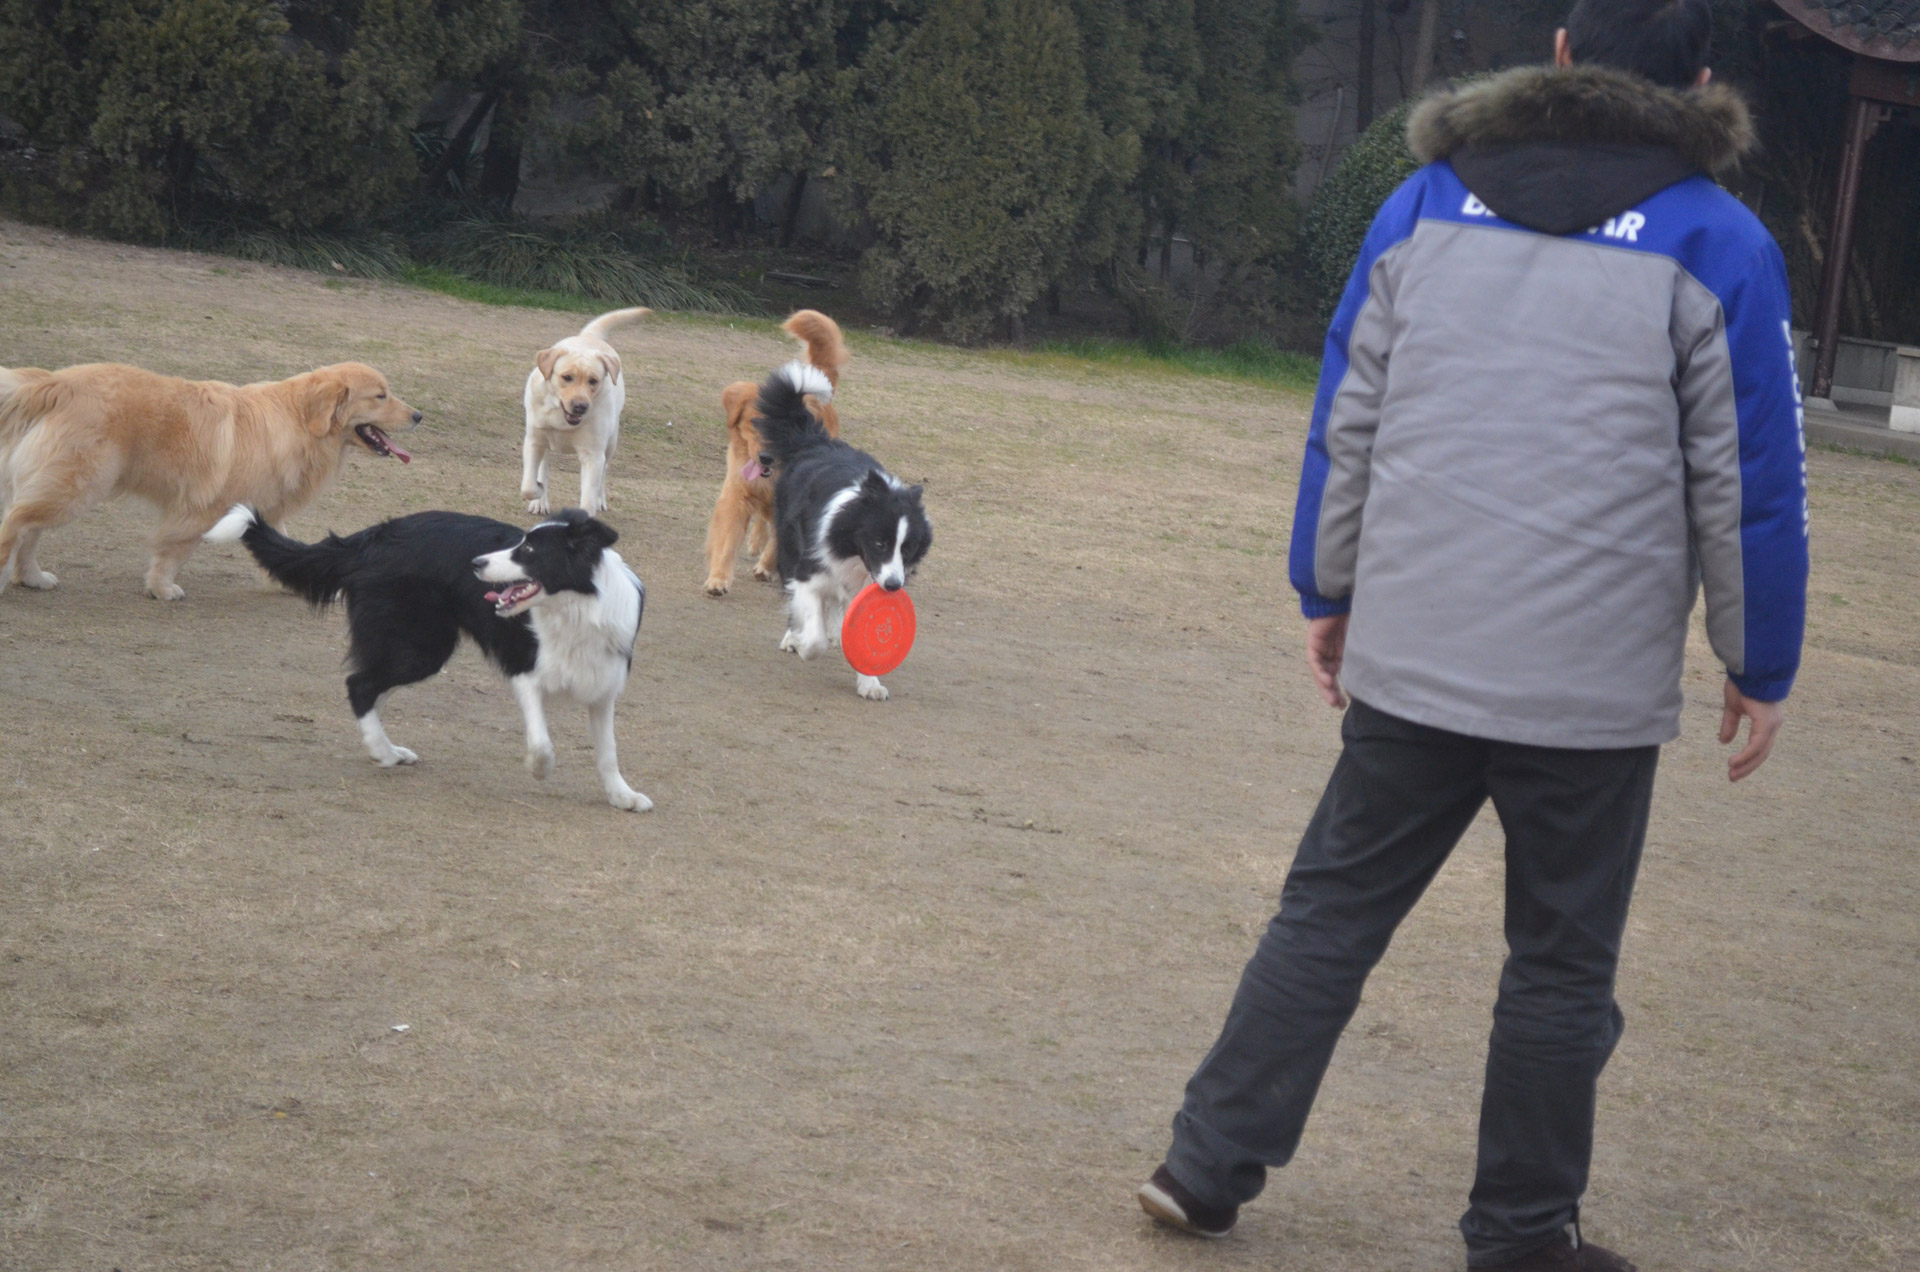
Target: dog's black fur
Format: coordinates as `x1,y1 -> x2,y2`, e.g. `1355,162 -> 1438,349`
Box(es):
754,363 -> 931,593
216,508 -> 628,714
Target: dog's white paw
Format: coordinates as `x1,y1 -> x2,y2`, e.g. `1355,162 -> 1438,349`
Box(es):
17,569 -> 56,589
375,746 -> 419,767
584,499 -> 609,515
778,629 -> 800,653
607,785 -> 653,812
526,746 -> 555,780
856,675 -> 890,701
147,582 -> 186,601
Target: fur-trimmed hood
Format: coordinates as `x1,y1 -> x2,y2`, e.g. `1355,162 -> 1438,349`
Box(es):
1408,64 -> 1756,175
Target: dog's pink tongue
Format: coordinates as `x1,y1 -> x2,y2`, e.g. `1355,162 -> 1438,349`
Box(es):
742,459 -> 763,483
484,590 -> 504,604
389,440 -> 412,464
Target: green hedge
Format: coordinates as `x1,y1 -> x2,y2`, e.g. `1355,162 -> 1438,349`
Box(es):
1299,100 -> 1418,325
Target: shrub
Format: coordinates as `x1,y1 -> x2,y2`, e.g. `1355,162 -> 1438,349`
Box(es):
1299,99 -> 1418,323
842,0 -> 1100,342
0,0 -> 516,237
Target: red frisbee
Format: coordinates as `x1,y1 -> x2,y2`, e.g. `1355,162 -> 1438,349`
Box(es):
841,583 -> 917,677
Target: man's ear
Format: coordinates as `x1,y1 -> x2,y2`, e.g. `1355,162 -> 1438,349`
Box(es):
1553,28 -> 1572,67
602,352 -> 621,385
535,347 -> 562,380
306,373 -> 350,437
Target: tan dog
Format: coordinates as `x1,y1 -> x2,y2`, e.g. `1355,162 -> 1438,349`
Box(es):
0,361 -> 418,600
702,310 -> 847,595
521,307 -> 650,515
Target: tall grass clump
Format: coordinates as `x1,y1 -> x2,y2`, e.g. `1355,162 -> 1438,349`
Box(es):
174,208 -> 759,315
413,215 -> 756,314
185,227 -> 411,279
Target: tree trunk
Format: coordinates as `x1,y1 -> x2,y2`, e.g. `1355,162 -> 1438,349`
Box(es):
1357,0 -> 1377,129
779,171 -> 809,247
1411,0 -> 1440,92
417,91 -> 497,200
478,91 -> 524,208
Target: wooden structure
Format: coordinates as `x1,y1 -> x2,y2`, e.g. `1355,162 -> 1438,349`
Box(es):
1771,0 -> 1920,400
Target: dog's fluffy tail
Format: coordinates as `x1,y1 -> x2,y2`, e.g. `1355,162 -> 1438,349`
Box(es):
580,307 -> 652,343
204,505 -> 360,609
783,310 -> 848,388
753,362 -> 835,469
0,366 -> 56,449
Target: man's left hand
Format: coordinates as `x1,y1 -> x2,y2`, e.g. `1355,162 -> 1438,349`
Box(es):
1720,678 -> 1785,782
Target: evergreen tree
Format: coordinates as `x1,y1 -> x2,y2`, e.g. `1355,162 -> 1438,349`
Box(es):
577,0 -> 847,234
843,0 -> 1100,341
1136,0 -> 1309,281
0,0 -> 517,236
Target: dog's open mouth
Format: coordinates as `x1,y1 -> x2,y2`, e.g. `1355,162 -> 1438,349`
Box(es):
484,581 -> 542,612
355,424 -> 412,463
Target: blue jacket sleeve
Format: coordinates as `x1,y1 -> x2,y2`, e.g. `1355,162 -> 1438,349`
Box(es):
1718,242 -> 1809,702
1288,172 -> 1428,618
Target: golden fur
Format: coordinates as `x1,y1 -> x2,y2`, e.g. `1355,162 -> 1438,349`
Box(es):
703,310 -> 847,595
0,360 -> 418,600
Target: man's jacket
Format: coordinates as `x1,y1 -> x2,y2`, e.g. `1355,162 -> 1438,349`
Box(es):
1289,65 -> 1808,748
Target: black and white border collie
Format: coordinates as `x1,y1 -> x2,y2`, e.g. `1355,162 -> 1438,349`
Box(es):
205,505 -> 651,810
754,361 -> 931,700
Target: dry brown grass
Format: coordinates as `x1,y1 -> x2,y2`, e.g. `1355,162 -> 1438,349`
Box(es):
1,219 -> 1916,1271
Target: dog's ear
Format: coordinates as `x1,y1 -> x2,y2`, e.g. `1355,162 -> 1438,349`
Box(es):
305,371 -> 351,437
601,351 -> 621,385
564,511 -> 619,550
535,347 -> 563,380
906,484 -> 924,503
862,468 -> 890,495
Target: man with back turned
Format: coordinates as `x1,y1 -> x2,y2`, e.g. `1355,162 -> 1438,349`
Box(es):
1136,0 -> 1809,1266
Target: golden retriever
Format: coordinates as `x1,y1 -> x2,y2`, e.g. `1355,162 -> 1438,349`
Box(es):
702,310 -> 847,595
0,360 -> 418,600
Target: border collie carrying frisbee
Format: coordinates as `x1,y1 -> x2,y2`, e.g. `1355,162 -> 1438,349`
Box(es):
753,361 -> 931,700
205,506 -> 651,810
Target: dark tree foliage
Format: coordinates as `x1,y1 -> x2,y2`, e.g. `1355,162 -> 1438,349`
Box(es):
1298,98 -> 1417,322
0,0 -> 517,236
840,0 -> 1101,341
0,0 -> 1317,341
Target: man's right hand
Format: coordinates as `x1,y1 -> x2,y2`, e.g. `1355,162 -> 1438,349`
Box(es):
1307,615 -> 1350,710
1720,678 -> 1785,782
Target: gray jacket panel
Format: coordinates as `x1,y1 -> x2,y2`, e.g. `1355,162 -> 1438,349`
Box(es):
1332,220 -> 1729,748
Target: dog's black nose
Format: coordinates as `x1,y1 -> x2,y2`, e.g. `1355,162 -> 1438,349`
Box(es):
411,410 -> 423,424
882,579 -> 903,592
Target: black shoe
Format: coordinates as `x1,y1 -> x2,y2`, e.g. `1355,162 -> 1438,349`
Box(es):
1137,1164 -> 1237,1238
1482,1233 -> 1637,1271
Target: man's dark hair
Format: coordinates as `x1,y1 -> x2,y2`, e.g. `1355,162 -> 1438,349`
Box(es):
1564,0 -> 1712,88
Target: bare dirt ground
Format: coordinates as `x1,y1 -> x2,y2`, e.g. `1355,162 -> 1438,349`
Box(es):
2,219 -> 1916,1272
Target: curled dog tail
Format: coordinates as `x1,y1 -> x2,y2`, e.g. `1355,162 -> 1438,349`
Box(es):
753,362 -> 834,470
782,310 -> 848,388
204,505 -> 361,609
579,307 -> 652,343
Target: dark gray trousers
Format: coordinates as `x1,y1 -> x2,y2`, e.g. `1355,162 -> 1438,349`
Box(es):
1164,698 -> 1657,1266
